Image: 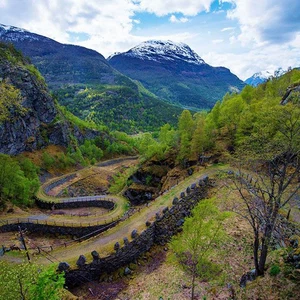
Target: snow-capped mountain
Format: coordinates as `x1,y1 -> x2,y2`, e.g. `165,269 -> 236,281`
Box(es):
108,40 -> 245,110
0,24 -> 41,42
0,23 -> 129,87
108,40 -> 205,65
245,68 -> 287,86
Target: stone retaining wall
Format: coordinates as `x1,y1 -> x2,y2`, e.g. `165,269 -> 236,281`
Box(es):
0,220 -> 117,238
44,174 -> 77,195
35,199 -> 115,210
64,178 -> 210,287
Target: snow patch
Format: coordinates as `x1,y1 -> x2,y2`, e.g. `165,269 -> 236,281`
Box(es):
109,40 -> 206,65
0,23 -> 39,41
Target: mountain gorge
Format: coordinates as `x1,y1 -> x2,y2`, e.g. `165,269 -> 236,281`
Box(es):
0,21 -> 299,300
0,24 -> 183,133
108,40 -> 245,110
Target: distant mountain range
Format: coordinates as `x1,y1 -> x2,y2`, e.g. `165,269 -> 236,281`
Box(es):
245,68 -> 287,86
0,24 -> 183,133
0,24 -> 132,88
108,40 -> 245,110
0,24 -> 246,132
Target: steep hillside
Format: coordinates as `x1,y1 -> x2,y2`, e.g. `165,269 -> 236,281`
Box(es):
0,24 -> 133,88
108,40 -> 245,110
0,42 -> 98,155
0,25 -> 183,132
56,83 -> 182,133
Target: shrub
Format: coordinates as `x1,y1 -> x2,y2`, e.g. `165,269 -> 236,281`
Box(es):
269,264 -> 281,276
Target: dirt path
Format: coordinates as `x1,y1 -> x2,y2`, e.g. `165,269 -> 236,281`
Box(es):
34,166 -> 226,265
0,157 -> 139,227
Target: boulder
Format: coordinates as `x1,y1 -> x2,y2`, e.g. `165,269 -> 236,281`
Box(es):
176,219 -> 184,227
239,269 -> 256,287
114,242 -> 120,251
91,250 -> 100,261
172,197 -> 179,205
58,262 -> 70,272
76,255 -> 86,267
124,267 -> 132,275
123,237 -> 129,246
162,207 -> 169,214
131,229 -> 138,239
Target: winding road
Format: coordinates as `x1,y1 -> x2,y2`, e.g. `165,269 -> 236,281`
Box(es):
0,156 -> 228,265
36,165 -> 226,265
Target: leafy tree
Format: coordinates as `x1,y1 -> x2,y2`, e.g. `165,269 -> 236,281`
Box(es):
0,82 -> 25,123
177,110 -> 194,162
231,103 -> 300,276
0,262 -> 65,300
178,110 -> 194,139
190,113 -> 207,160
41,152 -> 56,169
0,154 -> 39,207
171,199 -> 228,299
218,95 -> 246,145
158,123 -> 178,148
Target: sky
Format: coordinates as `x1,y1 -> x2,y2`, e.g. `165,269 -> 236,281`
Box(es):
0,0 -> 300,80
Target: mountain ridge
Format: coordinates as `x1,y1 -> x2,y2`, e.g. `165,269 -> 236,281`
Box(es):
0,23 -> 129,87
245,68 -> 287,86
0,24 -> 183,133
108,40 -> 205,65
108,40 -> 245,110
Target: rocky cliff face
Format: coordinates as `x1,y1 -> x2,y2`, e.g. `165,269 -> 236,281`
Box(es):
0,56 -> 60,154
0,43 -> 98,155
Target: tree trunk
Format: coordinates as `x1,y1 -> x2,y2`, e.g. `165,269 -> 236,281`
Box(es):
191,264 -> 196,300
253,232 -> 260,276
258,242 -> 268,276
258,225 -> 273,276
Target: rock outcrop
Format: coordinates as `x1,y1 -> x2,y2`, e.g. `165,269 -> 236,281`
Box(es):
281,82 -> 300,105
0,43 -> 99,155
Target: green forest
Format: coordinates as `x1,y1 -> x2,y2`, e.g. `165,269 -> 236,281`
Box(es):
1,68 -> 299,208
0,41 -> 299,299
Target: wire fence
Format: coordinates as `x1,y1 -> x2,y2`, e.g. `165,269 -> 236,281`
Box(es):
0,214 -> 120,228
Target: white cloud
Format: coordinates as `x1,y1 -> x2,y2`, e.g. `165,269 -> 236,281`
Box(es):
221,27 -> 235,32
169,15 -> 189,23
224,0 -> 300,45
136,0 -> 215,16
0,0 -> 299,82
202,43 -> 300,80
0,0 -> 7,8
0,0 -> 138,56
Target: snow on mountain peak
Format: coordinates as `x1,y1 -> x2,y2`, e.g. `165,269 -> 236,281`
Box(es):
252,70 -> 272,79
0,24 -> 25,33
245,68 -> 288,86
109,40 -> 205,65
0,23 -> 39,42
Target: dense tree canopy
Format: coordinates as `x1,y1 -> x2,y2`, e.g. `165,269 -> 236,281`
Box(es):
0,155 -> 39,207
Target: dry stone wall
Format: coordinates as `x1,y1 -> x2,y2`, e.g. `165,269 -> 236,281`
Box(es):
64,178 -> 210,287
